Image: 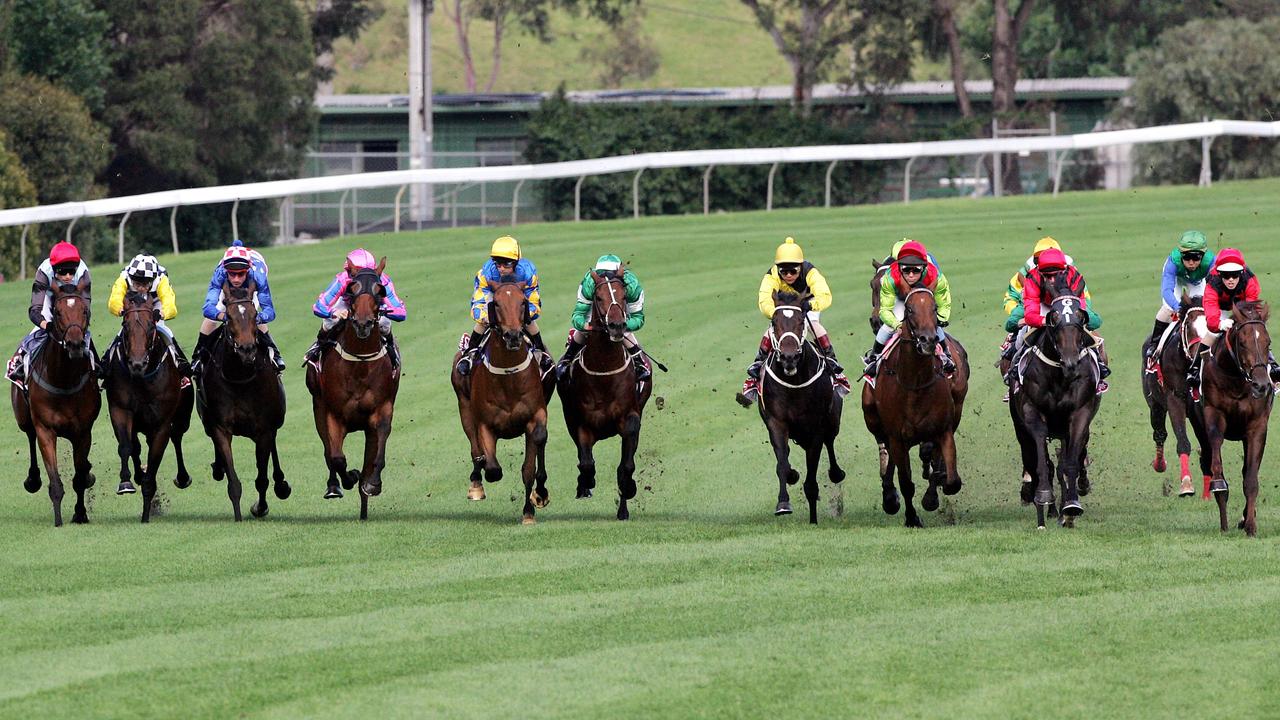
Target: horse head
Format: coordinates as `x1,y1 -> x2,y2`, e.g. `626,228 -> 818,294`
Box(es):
223,281 -> 259,364
121,291 -> 159,377
346,259 -> 387,341
902,287 -> 940,357
490,281 -> 529,352
590,270 -> 628,342
1228,301 -> 1272,399
50,274 -> 91,359
770,290 -> 810,376
1046,295 -> 1088,374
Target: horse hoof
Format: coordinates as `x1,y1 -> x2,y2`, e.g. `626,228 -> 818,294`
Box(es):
467,484 -> 486,501
775,502 -> 793,516
1034,489 -> 1055,506
23,475 -> 40,494
484,467 -> 503,483
618,478 -> 636,501
1152,455 -> 1167,473
1020,482 -> 1035,505
617,505 -> 630,521
211,462 -> 224,481
575,487 -> 592,499
250,502 -> 268,518
274,481 -> 291,500
1061,500 -> 1083,517
785,469 -> 799,486
71,514 -> 89,525
341,470 -> 360,490
529,489 -> 549,509
324,486 -> 344,500
117,480 -> 137,496
1178,476 -> 1194,497
362,481 -> 382,498
174,472 -> 192,490
882,491 -> 900,516
922,487 -> 939,512
86,472 -> 95,488
904,515 -> 924,529
521,514 -> 536,525
1210,479 -> 1229,494
1238,518 -> 1247,530
829,466 -> 846,484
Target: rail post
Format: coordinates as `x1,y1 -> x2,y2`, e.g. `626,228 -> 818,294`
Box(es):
20,224 -> 29,280
394,185 -> 408,233
632,168 -> 644,219
903,156 -> 917,204
824,161 -> 838,208
118,211 -> 132,264
574,175 -> 586,222
170,206 -> 179,254
230,199 -> 239,241
766,162 -> 779,211
338,189 -> 350,237
65,216 -> 78,243
703,165 -> 714,215
511,178 -> 525,226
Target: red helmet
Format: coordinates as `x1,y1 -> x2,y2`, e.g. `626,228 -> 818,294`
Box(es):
1214,247 -> 1245,273
1037,248 -> 1067,271
896,240 -> 928,266
49,241 -> 81,268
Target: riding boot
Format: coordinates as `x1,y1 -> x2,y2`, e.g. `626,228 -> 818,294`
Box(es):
862,339 -> 886,377
1187,350 -> 1205,402
1268,351 -> 1280,385
6,349 -> 25,384
456,330 -> 485,376
101,335 -> 122,380
1145,320 -> 1170,371
735,342 -> 770,407
999,333 -> 1017,361
89,339 -> 106,380
385,332 -> 401,370
169,336 -> 192,377
628,345 -> 651,381
557,337 -> 586,379
527,330 -> 554,372
303,323 -> 343,366
260,332 -> 286,373
937,338 -> 958,374
190,332 -> 215,375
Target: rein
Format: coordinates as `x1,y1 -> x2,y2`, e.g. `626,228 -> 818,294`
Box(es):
762,304 -> 827,391
216,295 -> 262,384
1219,318 -> 1270,383
120,304 -> 167,378
578,275 -> 632,376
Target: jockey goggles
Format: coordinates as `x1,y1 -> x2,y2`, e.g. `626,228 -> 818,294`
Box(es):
776,263 -> 801,275
53,264 -> 77,277
492,256 -> 517,267
1182,251 -> 1204,261
1219,270 -> 1242,280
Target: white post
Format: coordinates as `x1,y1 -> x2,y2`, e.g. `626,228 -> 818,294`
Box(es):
992,118 -> 1003,198
20,224 -> 29,280
277,197 -> 289,244
1199,118 -> 1214,188
824,161 -> 838,208
170,206 -> 180,254
394,185 -> 408,232
702,165 -> 714,215
972,154 -> 985,198
632,168 -> 644,219
903,156 -> 917,204
1053,150 -> 1070,197
118,211 -> 132,264
65,216 -> 78,242
574,175 -> 586,221
408,0 -> 435,223
511,178 -> 525,226
766,162 -> 779,211
338,189 -> 350,236
230,199 -> 240,241
1049,111 -> 1058,191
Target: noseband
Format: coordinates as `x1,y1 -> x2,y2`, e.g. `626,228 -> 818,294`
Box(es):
1222,318 -> 1271,382
51,292 -> 90,349
592,276 -> 628,333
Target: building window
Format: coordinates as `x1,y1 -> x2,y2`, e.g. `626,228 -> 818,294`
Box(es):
362,140 -> 400,172
475,137 -> 527,166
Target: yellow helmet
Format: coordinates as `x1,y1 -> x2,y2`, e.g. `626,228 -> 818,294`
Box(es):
892,238 -> 915,258
1032,236 -> 1060,258
774,237 -> 804,264
490,235 -> 521,261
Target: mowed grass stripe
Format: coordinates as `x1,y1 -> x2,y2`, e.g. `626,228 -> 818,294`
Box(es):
1,179 -> 1280,717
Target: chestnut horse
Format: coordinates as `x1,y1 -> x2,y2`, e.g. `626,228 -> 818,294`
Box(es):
306,263 -> 401,520
196,281 -> 289,521
752,290 -> 845,525
1141,296 -> 1210,498
862,288 -> 969,528
451,281 -> 554,524
11,275 -> 101,526
555,270 -> 651,520
1200,301 -> 1274,537
104,291 -> 195,522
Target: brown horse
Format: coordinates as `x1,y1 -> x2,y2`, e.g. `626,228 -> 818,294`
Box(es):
451,280 -> 554,524
1200,301 -> 1274,537
196,281 -> 289,521
752,290 -> 845,524
555,270 -> 651,520
306,262 -> 401,520
862,287 -> 969,528
11,275 -> 101,526
869,258 -> 889,334
104,291 -> 195,522
1141,297 -> 1210,498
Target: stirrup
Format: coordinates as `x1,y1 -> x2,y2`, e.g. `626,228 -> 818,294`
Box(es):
736,379 -> 758,407
833,374 -> 851,398
456,353 -> 476,376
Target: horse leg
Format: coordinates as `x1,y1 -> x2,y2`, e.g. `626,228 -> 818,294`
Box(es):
1022,408 -> 1053,529
70,429 -> 95,525
326,414 -> 355,498
21,425 -> 41,493
479,424 -> 502,483
35,425 -> 64,527
131,436 -> 145,490
766,419 -> 794,516
141,429 -> 171,523
1240,426 -> 1265,537
920,443 -> 940,513
520,422 -> 548,525
110,408 -> 136,496
939,430 -> 962,496
890,439 -> 921,528
878,433 -> 900,516
1167,389 -> 1194,497
1148,383 -> 1168,474
1058,412 -> 1090,519
360,416 -> 391,500
615,415 -> 640,521
171,428 -> 192,489
249,440 -> 270,519
1012,408 -> 1037,505
1205,410 -> 1230,532
826,398 -> 845,484
803,443 -> 821,525
575,426 -> 597,499
212,429 -> 241,521
270,441 -> 289,499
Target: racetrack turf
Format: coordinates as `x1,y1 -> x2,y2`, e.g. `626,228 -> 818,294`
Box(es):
2,178 -> 1279,718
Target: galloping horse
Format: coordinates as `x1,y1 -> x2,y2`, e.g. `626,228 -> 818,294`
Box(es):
11,275 -> 101,526
868,258 -> 889,334
556,270 -> 651,520
1200,301 -> 1274,537
196,281 -> 289,521
306,262 -> 401,520
451,280 -> 554,524
751,290 -> 844,525
862,287 -> 969,528
1010,294 -> 1100,529
1142,296 -> 1210,498
104,292 -> 195,522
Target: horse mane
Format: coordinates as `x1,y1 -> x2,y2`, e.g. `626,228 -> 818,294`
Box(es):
227,283 -> 255,301
774,289 -> 811,307
125,290 -> 151,307
1043,271 -> 1071,300
1233,300 -> 1270,323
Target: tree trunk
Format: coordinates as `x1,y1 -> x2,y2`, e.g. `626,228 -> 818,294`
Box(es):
990,0 -> 1033,194
484,9 -> 506,93
935,0 -> 972,118
448,0 -> 477,93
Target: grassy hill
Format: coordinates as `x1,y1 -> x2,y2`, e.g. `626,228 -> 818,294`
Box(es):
333,0 -> 949,94
1,180 -> 1279,716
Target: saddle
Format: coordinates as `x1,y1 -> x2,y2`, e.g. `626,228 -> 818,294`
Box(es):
1012,330 -> 1104,390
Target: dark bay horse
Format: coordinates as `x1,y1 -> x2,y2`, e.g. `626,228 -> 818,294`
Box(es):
1010,294 -> 1100,529
11,276 -> 101,526
1200,301 -> 1274,537
869,258 -> 889,334
196,281 -> 289,521
1141,297 -> 1210,498
862,287 -> 969,528
555,270 -> 651,520
306,263 -> 401,520
451,280 -> 554,524
104,292 -> 195,522
752,290 -> 844,525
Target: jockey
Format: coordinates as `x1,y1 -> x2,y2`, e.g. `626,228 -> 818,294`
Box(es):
881,238 -> 939,270
456,235 -> 552,375
6,241 -> 99,384
1144,230 -> 1213,370
304,248 -> 406,369
191,239 -> 285,374
1019,247 -> 1110,392
863,239 -> 955,377
556,254 -> 649,381
104,253 -> 191,377
1187,248 -> 1280,393
1002,237 -> 1100,335
736,236 -> 848,406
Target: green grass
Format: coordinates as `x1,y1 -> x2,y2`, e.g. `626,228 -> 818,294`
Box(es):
3,179 -> 1280,717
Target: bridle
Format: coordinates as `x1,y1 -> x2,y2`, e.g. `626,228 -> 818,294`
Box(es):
1038,295 -> 1089,365
591,274 -> 628,339
344,270 -> 386,339
121,296 -> 162,372
762,303 -> 826,390
901,287 -> 938,353
49,288 -> 90,350
1220,318 -> 1271,384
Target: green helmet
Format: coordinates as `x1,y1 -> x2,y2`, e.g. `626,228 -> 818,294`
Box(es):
595,254 -> 623,272
1178,230 -> 1207,252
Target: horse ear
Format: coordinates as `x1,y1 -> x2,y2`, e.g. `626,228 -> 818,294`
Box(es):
871,258 -> 881,270
377,256 -> 386,275
76,272 -> 89,292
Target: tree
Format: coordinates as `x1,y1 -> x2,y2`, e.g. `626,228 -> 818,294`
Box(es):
0,73 -> 109,204
579,13 -> 658,88
0,129 -> 38,279
5,0 -> 111,111
1123,17 -> 1280,185
305,0 -> 383,86
441,0 -> 639,93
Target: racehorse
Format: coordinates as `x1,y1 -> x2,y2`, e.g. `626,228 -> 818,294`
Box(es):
306,263 -> 401,520
11,275 -> 101,526
104,291 -> 195,522
869,258 -> 889,334
555,270 -> 651,520
1141,296 -> 1210,498
1200,301 -> 1274,537
751,290 -> 844,525
196,281 -> 289,521
1010,293 -> 1100,529
862,287 -> 969,528
451,280 -> 555,524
